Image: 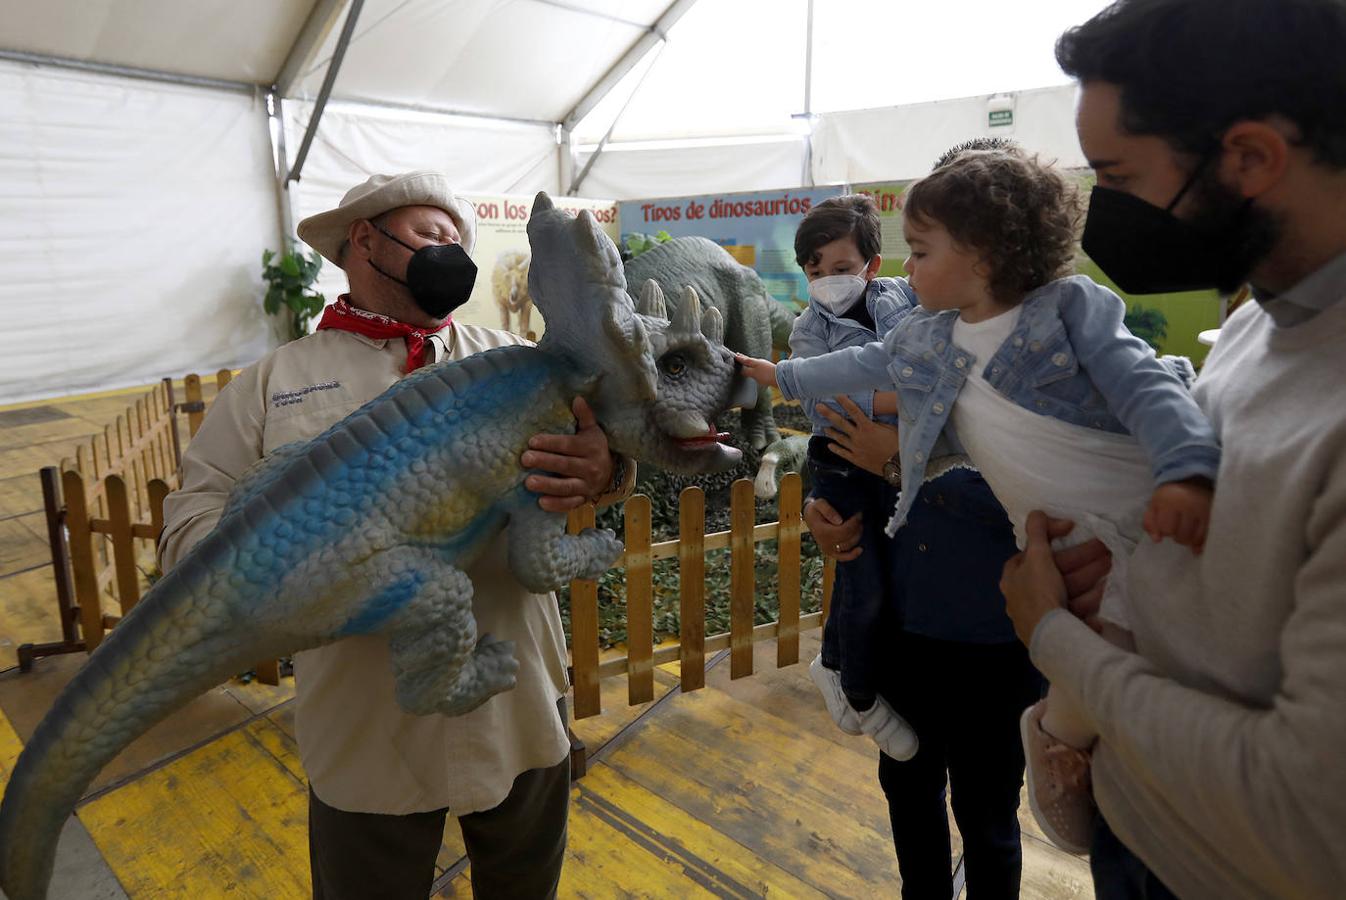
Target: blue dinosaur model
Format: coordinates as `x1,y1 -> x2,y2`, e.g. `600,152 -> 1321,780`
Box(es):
0,192 -> 756,900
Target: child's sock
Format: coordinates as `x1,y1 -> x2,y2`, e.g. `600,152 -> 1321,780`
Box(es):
1040,624 -> 1135,749
845,691 -> 875,713
1040,683 -> 1096,750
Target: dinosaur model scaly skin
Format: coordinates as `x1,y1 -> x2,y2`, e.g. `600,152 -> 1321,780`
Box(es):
624,236 -> 797,450
0,192 -> 756,900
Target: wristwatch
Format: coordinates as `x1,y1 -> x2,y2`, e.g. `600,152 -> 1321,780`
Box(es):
591,453 -> 627,504
882,452 -> 902,488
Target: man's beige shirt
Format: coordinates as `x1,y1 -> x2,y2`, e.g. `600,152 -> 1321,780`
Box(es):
159,322 -> 619,816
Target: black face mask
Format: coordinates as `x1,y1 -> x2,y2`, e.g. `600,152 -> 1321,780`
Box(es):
1080,152 -> 1260,295
369,223 -> 478,319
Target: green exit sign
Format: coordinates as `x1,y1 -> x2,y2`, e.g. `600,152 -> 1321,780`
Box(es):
989,109 -> 1014,127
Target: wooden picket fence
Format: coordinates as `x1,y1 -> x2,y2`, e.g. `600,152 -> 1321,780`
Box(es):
19,371 -> 285,683
567,473 -> 835,720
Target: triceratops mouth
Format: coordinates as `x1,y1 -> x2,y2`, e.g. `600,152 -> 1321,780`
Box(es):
671,419 -> 733,448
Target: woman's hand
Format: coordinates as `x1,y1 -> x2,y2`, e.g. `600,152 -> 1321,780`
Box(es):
803,497 -> 863,562
816,395 -> 900,477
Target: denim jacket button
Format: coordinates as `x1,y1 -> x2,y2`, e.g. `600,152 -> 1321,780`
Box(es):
1052,352 -> 1069,366
954,357 -> 967,369
914,451 -> 925,462
918,542 -> 928,552
932,402 -> 945,414
1029,340 -> 1042,352
991,366 -> 1001,376
901,365 -> 914,378
934,340 -> 946,352
1013,336 -> 1024,347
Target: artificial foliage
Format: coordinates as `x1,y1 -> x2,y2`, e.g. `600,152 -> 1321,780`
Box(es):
262,248 -> 326,341
558,406 -> 826,648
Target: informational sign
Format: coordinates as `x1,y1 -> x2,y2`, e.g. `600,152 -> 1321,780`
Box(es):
618,186 -> 845,307
458,193 -> 619,339
851,180 -> 914,279
852,174 -> 1220,361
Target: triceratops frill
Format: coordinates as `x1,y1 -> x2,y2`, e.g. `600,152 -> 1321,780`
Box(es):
0,192 -> 757,899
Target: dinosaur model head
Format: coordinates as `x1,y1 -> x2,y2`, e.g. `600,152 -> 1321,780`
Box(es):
527,192 -> 756,474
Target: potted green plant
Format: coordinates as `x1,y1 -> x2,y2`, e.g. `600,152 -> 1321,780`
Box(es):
1124,304 -> 1169,351
262,248 -> 326,341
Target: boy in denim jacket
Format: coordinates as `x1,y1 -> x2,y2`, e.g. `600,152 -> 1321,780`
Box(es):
788,195 -> 923,761
739,149 -> 1220,855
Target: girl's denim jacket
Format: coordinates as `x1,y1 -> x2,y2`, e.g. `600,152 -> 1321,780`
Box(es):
788,276 -> 915,434
775,275 -> 1221,536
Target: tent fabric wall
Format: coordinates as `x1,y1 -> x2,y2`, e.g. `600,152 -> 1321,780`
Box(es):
0,60 -> 279,404
810,85 -> 1086,185
572,136 -> 806,201
284,100 -> 562,304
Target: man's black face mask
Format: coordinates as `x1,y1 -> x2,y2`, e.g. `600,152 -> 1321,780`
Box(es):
369,223 -> 478,319
1081,148 -> 1278,296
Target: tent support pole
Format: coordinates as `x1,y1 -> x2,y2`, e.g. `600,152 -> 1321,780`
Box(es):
288,0 -> 365,184
0,48 -> 255,93
268,92 -> 298,250
560,0 -> 700,135
567,40 -> 667,196
275,0 -> 350,97
802,0 -> 816,187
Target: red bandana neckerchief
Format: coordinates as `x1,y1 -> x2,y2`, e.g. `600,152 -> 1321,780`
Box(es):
316,296 -> 452,373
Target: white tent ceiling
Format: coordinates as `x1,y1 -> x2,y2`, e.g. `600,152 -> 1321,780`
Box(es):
2,0 -> 1108,136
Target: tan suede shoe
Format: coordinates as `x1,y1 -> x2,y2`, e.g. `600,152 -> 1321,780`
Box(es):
1021,699 -> 1097,855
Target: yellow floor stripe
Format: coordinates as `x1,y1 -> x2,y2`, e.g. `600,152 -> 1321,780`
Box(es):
600,681 -> 904,897
79,724 -> 312,899
0,707 -> 23,794
570,763 -> 828,899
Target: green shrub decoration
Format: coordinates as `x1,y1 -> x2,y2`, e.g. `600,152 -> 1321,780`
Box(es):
557,407 -> 826,649
262,248 -> 326,341
621,230 -> 674,260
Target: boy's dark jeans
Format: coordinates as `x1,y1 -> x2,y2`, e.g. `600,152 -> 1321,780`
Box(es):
877,633 -> 1044,900
809,445 -> 897,709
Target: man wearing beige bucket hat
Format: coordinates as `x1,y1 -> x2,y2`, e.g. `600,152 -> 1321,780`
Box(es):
159,171 -> 634,899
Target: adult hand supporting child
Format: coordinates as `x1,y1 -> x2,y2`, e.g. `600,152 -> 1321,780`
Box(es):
816,395 -> 900,477
802,498 -> 864,562
1001,511 -> 1113,642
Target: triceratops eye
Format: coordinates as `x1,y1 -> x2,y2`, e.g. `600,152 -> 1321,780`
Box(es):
659,353 -> 688,378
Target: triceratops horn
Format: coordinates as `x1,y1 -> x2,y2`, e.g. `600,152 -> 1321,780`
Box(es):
674,286 -> 702,335
532,191 -> 554,214
637,280 -> 668,319
700,305 -> 724,343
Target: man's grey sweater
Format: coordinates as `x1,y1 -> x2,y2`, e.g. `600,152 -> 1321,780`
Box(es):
1031,274 -> 1346,898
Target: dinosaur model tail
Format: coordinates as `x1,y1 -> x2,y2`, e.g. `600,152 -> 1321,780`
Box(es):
0,535 -> 264,900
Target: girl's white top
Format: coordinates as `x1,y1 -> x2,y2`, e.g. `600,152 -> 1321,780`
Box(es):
948,306 -> 1152,557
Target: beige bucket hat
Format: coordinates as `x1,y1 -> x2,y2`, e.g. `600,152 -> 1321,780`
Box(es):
296,170 -> 477,266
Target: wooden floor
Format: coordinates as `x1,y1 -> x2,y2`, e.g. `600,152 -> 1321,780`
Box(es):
0,383 -> 1095,899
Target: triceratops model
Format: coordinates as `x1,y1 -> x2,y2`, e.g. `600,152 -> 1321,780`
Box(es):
0,193 -> 757,900
624,236 -> 797,451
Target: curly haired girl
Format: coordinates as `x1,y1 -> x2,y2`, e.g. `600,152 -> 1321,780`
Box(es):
736,148 -> 1221,855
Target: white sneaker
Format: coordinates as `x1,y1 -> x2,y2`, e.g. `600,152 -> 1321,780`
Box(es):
808,654 -> 863,735
856,695 -> 918,761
